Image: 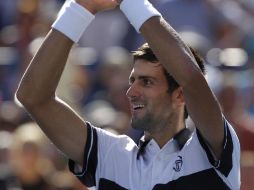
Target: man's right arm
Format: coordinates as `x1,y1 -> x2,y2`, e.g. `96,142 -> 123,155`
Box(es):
16,29 -> 88,165
16,0 -> 119,166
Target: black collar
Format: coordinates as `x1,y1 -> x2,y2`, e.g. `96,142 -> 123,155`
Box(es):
137,128 -> 193,159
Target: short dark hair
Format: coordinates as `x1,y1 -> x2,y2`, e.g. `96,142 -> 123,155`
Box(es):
132,43 -> 206,119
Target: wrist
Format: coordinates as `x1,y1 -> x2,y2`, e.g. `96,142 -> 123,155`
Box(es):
115,0 -> 123,4
120,0 -> 161,32
75,0 -> 97,14
52,0 -> 95,43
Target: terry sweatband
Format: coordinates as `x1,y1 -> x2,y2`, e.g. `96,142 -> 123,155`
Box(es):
120,0 -> 161,32
52,0 -> 95,43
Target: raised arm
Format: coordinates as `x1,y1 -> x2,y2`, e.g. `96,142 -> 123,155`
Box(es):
140,17 -> 224,157
16,0 -> 118,165
120,0 -> 224,158
16,28 -> 88,165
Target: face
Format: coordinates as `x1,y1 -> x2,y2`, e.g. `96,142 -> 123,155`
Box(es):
126,59 -> 176,133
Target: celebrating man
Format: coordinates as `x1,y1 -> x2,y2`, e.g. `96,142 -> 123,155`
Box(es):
16,0 -> 240,189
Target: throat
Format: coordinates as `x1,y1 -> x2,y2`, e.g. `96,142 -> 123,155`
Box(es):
144,122 -> 185,148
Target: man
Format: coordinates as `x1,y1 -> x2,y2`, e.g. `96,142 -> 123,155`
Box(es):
16,0 -> 240,189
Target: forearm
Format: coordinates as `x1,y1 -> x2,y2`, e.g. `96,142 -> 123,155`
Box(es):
140,17 -> 204,88
16,0 -> 99,107
16,29 -> 74,107
119,0 -> 203,89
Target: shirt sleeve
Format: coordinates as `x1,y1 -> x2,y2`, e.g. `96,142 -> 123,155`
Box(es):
68,122 -> 98,187
68,122 -> 135,187
196,117 -> 241,177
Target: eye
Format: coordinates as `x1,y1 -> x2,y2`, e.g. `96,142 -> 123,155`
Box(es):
129,77 -> 134,85
143,78 -> 153,87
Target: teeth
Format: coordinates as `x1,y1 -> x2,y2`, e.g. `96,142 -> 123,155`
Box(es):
133,104 -> 144,109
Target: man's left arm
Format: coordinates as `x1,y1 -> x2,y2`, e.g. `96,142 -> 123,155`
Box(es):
141,16 -> 224,158
120,0 -> 224,158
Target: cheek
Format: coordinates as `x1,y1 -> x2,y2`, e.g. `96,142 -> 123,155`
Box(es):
149,93 -> 172,111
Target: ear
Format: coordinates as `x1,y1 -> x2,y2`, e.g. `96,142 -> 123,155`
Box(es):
171,87 -> 185,106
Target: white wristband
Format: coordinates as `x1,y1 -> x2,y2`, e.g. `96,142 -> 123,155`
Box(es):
120,0 -> 161,32
52,0 -> 95,43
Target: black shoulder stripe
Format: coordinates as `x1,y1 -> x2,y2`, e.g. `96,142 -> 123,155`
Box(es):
174,127 -> 193,150
86,125 -> 98,186
69,123 -> 98,187
197,120 -> 233,177
197,128 -> 217,166
216,121 -> 233,176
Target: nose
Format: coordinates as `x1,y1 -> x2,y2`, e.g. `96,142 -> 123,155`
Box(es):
126,83 -> 141,99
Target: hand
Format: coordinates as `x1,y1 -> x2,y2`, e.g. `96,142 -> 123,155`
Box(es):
75,0 -> 120,14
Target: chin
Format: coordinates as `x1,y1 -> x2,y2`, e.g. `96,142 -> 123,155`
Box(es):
130,118 -> 140,129
131,117 -> 149,131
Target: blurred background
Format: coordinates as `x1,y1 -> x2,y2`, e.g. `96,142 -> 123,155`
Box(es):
0,0 -> 254,189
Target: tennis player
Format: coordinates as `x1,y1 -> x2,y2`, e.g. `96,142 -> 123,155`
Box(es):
16,0 -> 240,189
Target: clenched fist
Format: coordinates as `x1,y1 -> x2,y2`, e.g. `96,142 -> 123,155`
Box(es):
75,0 -> 121,14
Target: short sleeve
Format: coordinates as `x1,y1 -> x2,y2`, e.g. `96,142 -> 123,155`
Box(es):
68,122 -> 98,187
196,118 -> 241,177
68,122 -> 136,188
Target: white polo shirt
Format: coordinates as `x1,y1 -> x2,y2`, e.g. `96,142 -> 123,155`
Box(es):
69,118 -> 240,190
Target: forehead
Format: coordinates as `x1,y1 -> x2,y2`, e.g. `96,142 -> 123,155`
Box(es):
130,59 -> 165,78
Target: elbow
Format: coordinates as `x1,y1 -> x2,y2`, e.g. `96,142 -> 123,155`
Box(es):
15,86 -> 51,109
15,87 -> 34,109
15,87 -> 25,104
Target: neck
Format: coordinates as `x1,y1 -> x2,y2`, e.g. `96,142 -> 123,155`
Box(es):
144,116 -> 185,148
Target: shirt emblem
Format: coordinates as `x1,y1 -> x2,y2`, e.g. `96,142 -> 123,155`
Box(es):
173,156 -> 183,172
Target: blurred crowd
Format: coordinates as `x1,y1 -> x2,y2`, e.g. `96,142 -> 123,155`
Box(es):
0,0 -> 254,189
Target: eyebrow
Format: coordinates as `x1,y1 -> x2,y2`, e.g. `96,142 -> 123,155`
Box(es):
129,75 -> 157,82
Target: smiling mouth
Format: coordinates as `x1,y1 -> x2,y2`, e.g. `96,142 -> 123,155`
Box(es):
130,104 -> 145,115
133,104 -> 145,110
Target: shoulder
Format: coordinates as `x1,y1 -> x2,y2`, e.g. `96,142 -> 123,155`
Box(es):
88,123 -> 138,153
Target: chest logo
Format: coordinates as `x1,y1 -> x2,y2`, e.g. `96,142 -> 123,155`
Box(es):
173,156 -> 183,172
